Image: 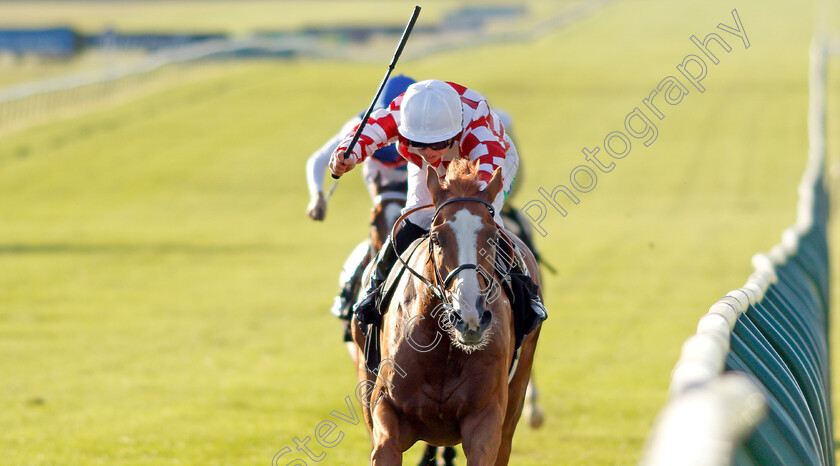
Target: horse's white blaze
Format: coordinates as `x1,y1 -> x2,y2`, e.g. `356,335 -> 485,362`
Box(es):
383,203 -> 402,233
449,209 -> 483,328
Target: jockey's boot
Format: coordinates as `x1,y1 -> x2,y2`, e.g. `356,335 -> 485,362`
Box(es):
353,219 -> 427,327
352,238 -> 395,327
329,240 -> 372,319
528,291 -> 548,333
329,279 -> 352,319
514,264 -> 548,334
330,263 -> 365,319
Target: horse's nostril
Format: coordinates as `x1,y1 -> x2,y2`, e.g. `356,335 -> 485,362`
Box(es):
450,312 -> 466,333
479,311 -> 492,331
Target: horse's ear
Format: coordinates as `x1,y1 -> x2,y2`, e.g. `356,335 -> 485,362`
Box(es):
373,172 -> 383,194
427,165 -> 443,202
484,167 -> 503,201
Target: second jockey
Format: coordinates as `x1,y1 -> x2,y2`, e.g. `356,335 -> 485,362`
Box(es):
306,74 -> 416,220
329,79 -> 548,330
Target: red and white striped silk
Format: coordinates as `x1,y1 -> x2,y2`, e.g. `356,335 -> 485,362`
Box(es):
335,81 -> 510,183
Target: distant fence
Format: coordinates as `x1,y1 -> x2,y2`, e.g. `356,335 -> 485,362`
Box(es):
641,38 -> 834,465
85,30 -> 227,52
0,0 -> 614,137
0,5 -> 526,57
0,35 -> 324,135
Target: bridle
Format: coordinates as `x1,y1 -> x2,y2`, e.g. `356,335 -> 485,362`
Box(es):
429,197 -> 498,297
391,197 -> 500,305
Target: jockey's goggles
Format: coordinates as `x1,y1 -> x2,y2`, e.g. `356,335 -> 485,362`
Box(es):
407,137 -> 455,151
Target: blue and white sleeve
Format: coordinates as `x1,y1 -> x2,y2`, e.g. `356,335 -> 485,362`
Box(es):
305,116 -> 361,196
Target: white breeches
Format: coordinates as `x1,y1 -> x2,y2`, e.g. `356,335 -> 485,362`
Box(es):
361,160 -> 408,201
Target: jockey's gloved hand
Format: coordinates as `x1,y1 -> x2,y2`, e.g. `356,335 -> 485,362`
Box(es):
329,150 -> 356,177
307,192 -> 327,221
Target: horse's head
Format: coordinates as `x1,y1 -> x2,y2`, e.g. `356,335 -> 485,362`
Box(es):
426,160 -> 503,350
370,173 -> 407,253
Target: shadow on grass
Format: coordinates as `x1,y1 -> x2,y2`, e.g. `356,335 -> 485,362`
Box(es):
0,242 -> 281,255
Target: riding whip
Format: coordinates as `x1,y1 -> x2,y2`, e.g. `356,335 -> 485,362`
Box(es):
328,5 -> 421,190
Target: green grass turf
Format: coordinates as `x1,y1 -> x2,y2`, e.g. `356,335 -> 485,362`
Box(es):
0,0 -> 830,464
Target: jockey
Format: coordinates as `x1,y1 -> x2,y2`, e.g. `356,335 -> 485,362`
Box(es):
306,74 -> 416,220
329,79 -> 548,330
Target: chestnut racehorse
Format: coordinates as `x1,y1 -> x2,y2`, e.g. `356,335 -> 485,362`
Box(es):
365,176 -> 460,465
352,160 -> 543,465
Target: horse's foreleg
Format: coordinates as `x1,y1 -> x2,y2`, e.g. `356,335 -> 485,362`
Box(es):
461,406 -> 504,466
370,401 -> 404,466
346,341 -> 359,365
495,332 -> 540,466
493,397 -> 520,466
523,376 -> 544,428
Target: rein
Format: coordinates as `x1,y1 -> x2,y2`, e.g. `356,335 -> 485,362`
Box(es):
390,204 -> 444,301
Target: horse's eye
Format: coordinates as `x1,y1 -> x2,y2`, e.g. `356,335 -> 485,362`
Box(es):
430,233 -> 440,245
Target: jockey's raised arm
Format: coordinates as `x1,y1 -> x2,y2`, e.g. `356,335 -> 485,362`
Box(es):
307,117 -> 360,197
334,102 -> 402,166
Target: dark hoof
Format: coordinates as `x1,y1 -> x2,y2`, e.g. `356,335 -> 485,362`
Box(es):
418,445 -> 437,466
443,446 -> 457,465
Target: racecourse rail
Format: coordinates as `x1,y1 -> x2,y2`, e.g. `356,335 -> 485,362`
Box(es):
0,0 -> 614,137
641,37 -> 836,465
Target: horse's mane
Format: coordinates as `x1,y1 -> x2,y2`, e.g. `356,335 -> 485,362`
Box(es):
442,159 -> 482,196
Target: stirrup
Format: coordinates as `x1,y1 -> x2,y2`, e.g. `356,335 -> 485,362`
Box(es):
330,278 -> 358,319
353,280 -> 383,326
329,295 -> 345,318
527,296 -> 548,333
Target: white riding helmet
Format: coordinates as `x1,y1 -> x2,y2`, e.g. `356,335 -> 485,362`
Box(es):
398,80 -> 463,143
